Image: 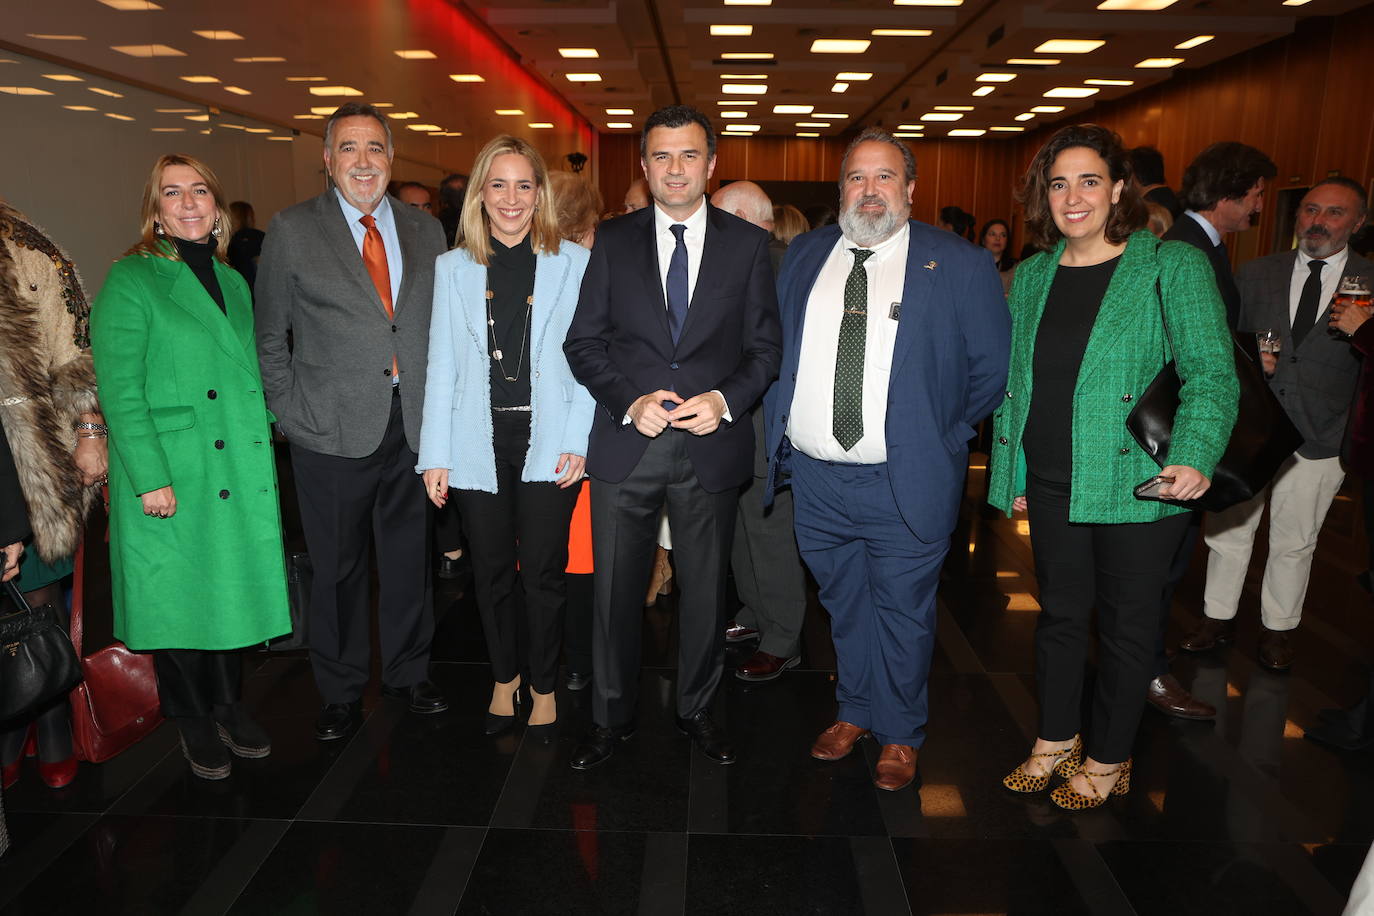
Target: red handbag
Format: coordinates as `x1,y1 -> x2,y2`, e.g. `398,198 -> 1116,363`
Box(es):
68,539 -> 164,763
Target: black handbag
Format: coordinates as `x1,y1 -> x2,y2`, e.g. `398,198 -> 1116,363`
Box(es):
0,578 -> 83,722
268,552 -> 311,651
1128,263 -> 1304,513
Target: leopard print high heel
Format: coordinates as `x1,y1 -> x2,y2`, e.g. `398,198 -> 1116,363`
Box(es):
1002,735 -> 1083,793
1049,758 -> 1132,810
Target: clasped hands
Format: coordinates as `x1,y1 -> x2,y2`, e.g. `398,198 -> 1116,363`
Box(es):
422,452 -> 586,508
628,390 -> 726,438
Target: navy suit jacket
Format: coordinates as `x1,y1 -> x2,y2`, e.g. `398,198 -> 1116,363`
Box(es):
1163,213 -> 1241,329
564,202 -> 782,492
764,220 -> 1011,543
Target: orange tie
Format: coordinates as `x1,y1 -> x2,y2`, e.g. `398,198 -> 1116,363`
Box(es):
360,213 -> 398,379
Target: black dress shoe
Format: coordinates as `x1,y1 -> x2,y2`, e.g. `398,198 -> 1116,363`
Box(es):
315,702 -> 362,741
676,710 -> 736,764
570,724 -> 635,770
438,552 -> 471,581
382,680 -> 449,714
565,671 -> 591,692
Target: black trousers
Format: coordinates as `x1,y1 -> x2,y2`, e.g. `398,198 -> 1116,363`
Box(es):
590,431 -> 738,727
453,412 -> 579,695
290,390 -> 433,704
1154,510 -> 1203,676
1027,475 -> 1192,763
153,649 -> 240,718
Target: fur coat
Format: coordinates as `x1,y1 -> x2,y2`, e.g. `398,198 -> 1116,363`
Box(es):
0,202 -> 99,562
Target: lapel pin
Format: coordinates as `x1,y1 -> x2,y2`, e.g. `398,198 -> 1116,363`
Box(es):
924,260 -> 938,271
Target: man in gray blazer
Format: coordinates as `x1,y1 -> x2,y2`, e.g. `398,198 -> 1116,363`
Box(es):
1183,177 -> 1370,671
256,103 -> 449,739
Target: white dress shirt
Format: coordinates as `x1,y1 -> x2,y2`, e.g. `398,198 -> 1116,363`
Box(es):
1288,244 -> 1350,327
787,223 -> 909,463
335,190 -> 403,305
654,197 -> 708,304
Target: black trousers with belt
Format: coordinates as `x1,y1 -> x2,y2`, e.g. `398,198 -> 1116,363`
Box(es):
289,390 -> 434,704
452,412 -> 580,696
590,431 -> 738,728
1026,474 -> 1192,763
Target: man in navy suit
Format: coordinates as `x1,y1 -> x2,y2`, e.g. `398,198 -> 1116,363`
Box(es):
765,128 -> 1010,791
564,105 -> 781,769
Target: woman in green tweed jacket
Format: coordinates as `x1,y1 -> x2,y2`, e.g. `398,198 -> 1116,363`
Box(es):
987,125 -> 1238,810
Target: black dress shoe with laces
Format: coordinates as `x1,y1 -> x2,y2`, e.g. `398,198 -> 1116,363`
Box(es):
382,680 -> 449,714
570,724 -> 636,770
315,701 -> 362,741
676,710 -> 736,764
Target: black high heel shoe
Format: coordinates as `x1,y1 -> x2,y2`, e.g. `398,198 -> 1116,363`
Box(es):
484,684 -> 524,736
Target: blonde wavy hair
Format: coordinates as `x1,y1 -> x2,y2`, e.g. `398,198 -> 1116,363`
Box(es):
127,153 -> 232,262
457,135 -> 561,264
548,171 -> 603,245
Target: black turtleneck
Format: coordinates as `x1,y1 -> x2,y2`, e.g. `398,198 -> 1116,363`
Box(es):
173,236 -> 226,314
487,234 -> 536,408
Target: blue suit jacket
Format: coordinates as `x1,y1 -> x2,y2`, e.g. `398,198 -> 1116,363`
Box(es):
764,220 -> 1011,543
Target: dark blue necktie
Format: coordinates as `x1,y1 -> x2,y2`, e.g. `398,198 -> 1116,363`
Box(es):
666,223 -> 689,344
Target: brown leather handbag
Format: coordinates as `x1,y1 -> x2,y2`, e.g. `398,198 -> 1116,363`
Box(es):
68,540 -> 164,763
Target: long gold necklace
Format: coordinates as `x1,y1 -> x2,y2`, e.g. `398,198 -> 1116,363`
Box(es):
486,288 -> 533,383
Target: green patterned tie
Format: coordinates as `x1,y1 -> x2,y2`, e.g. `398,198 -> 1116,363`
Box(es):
833,248 -> 873,451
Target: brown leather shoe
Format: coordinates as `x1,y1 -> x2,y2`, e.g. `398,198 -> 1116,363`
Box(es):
735,650 -> 800,682
1145,674 -> 1216,720
810,721 -> 868,761
724,620 -> 759,643
874,744 -> 918,791
1258,627 -> 1295,671
1179,616 -> 1236,653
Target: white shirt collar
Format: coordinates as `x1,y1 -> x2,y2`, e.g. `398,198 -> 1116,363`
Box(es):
1296,243 -> 1349,272
654,197 -> 709,237
1184,210 -> 1223,247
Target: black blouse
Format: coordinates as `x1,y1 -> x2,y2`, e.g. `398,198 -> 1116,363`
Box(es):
173,236 -> 226,314
1022,255 -> 1122,485
486,235 -> 536,409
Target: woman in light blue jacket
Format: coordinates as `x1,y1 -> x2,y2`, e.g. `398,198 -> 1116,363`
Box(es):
418,136 -> 594,740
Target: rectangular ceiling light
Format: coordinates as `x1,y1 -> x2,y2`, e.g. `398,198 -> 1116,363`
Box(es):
393,50 -> 436,59
722,83 -> 767,94
224,86 -> 251,95
814,113 -> 848,119
183,113 -> 210,121
243,127 -> 271,133
528,122 -> 554,128
309,106 -> 339,115
266,136 -> 293,141
606,108 -> 635,115
234,57 -> 285,62
831,82 -> 849,93
90,87 -> 124,97
725,124 -> 760,131
934,105 -> 973,110
218,123 -> 246,130
293,114 -> 324,119
27,34 -> 86,40
920,112 -> 963,121
773,104 -> 814,114
711,25 -> 753,36
896,124 -> 924,130
720,110 -> 748,118
797,132 -> 819,137
386,111 -> 419,118
989,126 -> 1025,132
949,128 -> 986,136
286,76 -> 327,81
370,103 -> 394,108
105,113 -> 134,121
407,125 -> 443,132
811,39 -> 871,53
151,127 -> 185,132
1035,39 -> 1104,53
892,132 -> 922,138
976,72 -> 1016,82
450,74 -> 484,82
1007,58 -> 1060,65
1030,105 -> 1065,112
1097,0 -> 1176,7
795,121 -> 829,127
1014,112 -> 1035,121
111,44 -> 184,56
42,74 -> 84,81
1135,57 -> 1184,68
1044,86 -> 1100,98
720,73 -> 768,79
192,30 -> 244,40
309,85 -> 363,95
156,107 -> 199,112
721,52 -> 774,59
99,0 -> 162,8
836,71 -> 872,80
724,0 -> 771,5
495,109 -> 524,115
1175,35 -> 1214,50
1282,0 -> 1314,5
559,48 -> 599,58
0,87 -> 52,95
892,0 -> 963,5
607,122 -> 634,128
1085,78 -> 1134,86
717,99 -> 757,105
972,86 -> 995,96
566,72 -> 602,81
872,29 -> 932,36
64,104 -> 97,111
180,75 -> 220,83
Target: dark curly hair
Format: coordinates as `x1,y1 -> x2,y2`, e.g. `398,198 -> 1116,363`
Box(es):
1017,124 -> 1147,251
1179,142 -> 1277,212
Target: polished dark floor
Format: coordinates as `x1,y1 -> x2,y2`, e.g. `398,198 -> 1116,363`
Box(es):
1,455 -> 1372,914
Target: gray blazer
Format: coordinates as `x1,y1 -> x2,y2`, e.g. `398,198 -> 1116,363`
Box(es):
255,192 -> 448,458
1237,247 -> 1374,458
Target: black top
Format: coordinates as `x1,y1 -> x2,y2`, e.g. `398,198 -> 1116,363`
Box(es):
1023,255 -> 1122,484
173,237 -> 226,314
227,227 -> 265,294
486,234 -> 536,409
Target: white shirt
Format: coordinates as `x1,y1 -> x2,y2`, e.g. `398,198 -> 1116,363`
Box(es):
1184,210 -> 1223,247
787,223 -> 909,463
1288,244 -> 1350,327
653,197 -> 707,305
335,190 -> 403,305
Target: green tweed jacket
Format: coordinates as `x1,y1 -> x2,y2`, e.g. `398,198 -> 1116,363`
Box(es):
986,230 -> 1238,524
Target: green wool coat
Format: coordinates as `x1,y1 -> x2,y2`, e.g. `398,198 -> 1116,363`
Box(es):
986,230 -> 1239,524
90,247 -> 290,650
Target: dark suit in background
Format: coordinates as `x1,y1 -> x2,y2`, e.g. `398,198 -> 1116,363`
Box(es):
1163,212 -> 1242,328
564,202 -> 781,731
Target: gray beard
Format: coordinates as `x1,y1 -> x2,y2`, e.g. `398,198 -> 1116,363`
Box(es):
1298,233 -> 1343,259
838,201 -> 905,247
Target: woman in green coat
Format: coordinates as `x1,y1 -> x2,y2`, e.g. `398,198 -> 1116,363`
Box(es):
90,154 -> 290,780
987,126 -> 1238,810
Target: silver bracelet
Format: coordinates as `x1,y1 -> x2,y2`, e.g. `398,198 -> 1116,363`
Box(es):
74,421 -> 109,433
